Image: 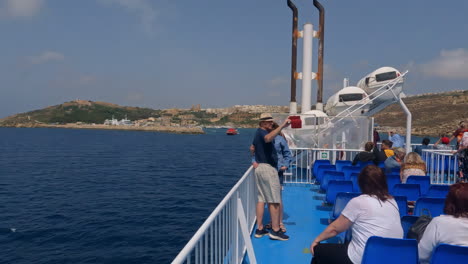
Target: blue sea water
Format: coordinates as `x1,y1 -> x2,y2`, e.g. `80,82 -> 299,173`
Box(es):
0,127 -> 256,264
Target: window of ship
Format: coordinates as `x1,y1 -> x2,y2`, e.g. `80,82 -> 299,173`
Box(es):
339,93 -> 363,102
375,71 -> 397,82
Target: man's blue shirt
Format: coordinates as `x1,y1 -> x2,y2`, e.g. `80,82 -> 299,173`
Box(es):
252,128 -> 277,167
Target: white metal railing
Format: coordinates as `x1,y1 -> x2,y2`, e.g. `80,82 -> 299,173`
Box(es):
172,167 -> 257,264
285,147 -> 362,184
422,149 -> 459,185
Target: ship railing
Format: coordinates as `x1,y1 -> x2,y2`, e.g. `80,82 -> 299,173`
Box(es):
422,149 -> 459,185
285,147 -> 362,184
172,167 -> 258,264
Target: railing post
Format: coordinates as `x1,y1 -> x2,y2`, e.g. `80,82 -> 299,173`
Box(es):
237,197 -> 257,264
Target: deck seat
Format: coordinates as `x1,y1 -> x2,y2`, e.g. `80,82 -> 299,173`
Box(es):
406,176 -> 431,195
393,184 -> 420,201
361,236 -> 418,264
358,161 -> 374,168
401,215 -> 419,238
325,180 -> 353,204
342,166 -> 361,180
349,172 -> 360,192
312,160 -> 331,179
425,185 -> 449,198
430,244 -> 468,264
390,167 -> 401,174
394,195 -> 408,216
331,192 -> 360,220
335,160 -> 352,171
316,164 -> 336,183
320,171 -> 345,191
386,174 -> 402,193
377,161 -> 385,169
414,197 -> 445,217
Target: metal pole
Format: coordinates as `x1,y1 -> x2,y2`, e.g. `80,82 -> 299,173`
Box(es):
313,0 -> 325,111
398,95 -> 412,154
287,0 -> 298,114
301,23 -> 313,113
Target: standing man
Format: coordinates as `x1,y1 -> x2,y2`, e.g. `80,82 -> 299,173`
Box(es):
252,113 -> 290,241
388,131 -> 404,148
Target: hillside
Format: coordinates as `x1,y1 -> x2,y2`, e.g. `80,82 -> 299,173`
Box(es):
0,100 -> 260,128
1,90 -> 467,135
373,90 -> 468,136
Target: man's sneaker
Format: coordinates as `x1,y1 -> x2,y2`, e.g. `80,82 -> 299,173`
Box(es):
254,228 -> 269,238
269,229 -> 289,241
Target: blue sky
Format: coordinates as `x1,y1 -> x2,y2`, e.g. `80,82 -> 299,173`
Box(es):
1,0 -> 467,118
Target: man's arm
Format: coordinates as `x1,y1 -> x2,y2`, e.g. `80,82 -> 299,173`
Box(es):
264,119 -> 291,143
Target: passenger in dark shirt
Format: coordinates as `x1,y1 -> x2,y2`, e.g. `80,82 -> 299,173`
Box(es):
414,138 -> 430,156
374,139 -> 393,163
352,142 -> 376,165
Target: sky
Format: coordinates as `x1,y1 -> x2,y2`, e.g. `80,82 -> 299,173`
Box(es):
1,0 -> 467,118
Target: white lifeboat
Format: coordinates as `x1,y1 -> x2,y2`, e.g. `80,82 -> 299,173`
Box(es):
356,66 -> 404,103
324,86 -> 370,116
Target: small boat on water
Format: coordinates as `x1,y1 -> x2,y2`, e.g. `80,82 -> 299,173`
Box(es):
226,128 -> 238,135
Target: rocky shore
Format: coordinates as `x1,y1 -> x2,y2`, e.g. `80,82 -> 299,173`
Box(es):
6,123 -> 205,134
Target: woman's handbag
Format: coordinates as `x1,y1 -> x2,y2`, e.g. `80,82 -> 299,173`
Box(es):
407,208 -> 432,242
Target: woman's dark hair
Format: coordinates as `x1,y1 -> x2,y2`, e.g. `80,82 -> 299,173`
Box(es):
422,138 -> 430,145
358,165 -> 391,202
444,182 -> 468,218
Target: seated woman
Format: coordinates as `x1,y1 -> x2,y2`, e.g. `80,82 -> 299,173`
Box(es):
352,142 -> 375,166
418,182 -> 468,264
310,165 -> 403,264
400,152 -> 427,183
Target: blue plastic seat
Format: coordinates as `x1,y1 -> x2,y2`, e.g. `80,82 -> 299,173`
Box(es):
386,174 -> 402,193
406,176 -> 431,195
377,161 -> 386,169
394,195 -> 408,216
349,172 -> 361,192
414,197 -> 445,217
312,160 -> 331,178
331,192 -> 360,220
342,166 -> 362,180
391,167 -> 401,174
335,160 -> 352,171
358,161 -> 374,168
361,236 -> 418,264
316,164 -> 336,182
401,215 -> 419,238
321,171 -> 345,191
430,244 -> 468,264
393,184 -> 421,201
425,185 -> 449,198
325,180 -> 353,204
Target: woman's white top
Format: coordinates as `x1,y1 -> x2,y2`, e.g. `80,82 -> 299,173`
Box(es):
418,215 -> 468,264
342,194 -> 403,264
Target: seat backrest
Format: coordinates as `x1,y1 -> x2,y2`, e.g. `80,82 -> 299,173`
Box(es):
321,171 -> 345,191
335,160 -> 352,171
430,244 -> 468,264
377,161 -> 386,169
426,185 -> 450,198
316,164 -> 336,182
342,166 -> 362,180
325,180 -> 353,204
350,172 -> 361,192
393,195 -> 408,216
414,197 -> 445,217
401,215 -> 419,238
331,192 -> 360,219
391,167 -> 401,174
313,160 -> 331,177
386,174 -> 402,192
393,184 -> 421,201
361,236 -> 418,264
406,176 -> 431,195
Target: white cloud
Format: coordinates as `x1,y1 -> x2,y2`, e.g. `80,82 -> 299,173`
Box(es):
99,0 -> 158,35
29,51 -> 64,65
419,48 -> 468,80
0,0 -> 44,18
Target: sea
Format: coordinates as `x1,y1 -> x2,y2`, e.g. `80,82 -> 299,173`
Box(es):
0,127 -> 256,264
0,127 -> 434,264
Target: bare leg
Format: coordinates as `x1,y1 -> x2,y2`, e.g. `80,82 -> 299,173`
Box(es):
268,203 -> 280,231
279,202 -> 284,227
256,202 -> 265,230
